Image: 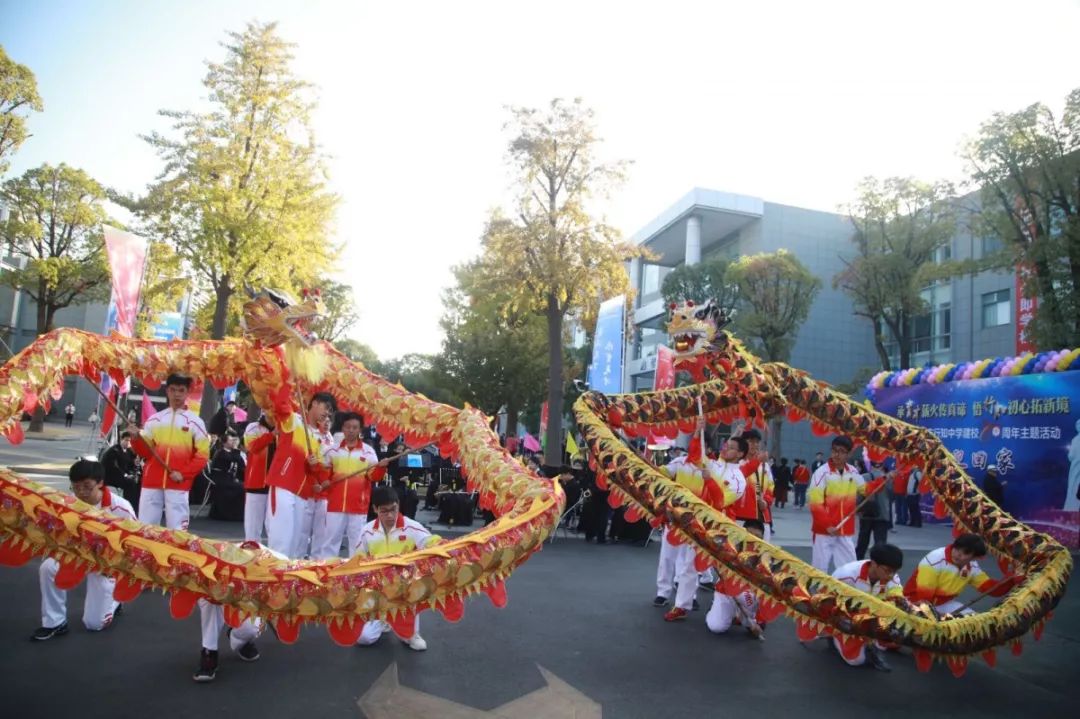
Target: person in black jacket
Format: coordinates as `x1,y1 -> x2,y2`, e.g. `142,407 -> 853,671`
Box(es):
209,430 -> 246,521
101,431 -> 140,508
983,465 -> 1006,508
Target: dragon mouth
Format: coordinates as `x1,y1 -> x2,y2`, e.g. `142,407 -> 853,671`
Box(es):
285,315 -> 319,345
672,332 -> 704,354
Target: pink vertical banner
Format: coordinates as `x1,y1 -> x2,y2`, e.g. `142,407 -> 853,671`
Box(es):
103,226 -> 148,338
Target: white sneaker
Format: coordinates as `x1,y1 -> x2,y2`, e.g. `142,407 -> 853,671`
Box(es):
403,634 -> 427,651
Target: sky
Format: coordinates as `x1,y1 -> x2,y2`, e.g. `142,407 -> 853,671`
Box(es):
2,0 -> 1078,359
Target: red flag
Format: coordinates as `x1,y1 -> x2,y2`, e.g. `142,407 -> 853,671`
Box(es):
100,388 -> 118,437
141,392 -> 155,424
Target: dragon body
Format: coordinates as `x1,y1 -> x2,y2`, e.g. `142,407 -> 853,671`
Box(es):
571,300 -> 1070,676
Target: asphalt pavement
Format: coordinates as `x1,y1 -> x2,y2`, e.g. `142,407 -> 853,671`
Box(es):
0,508 -> 1076,719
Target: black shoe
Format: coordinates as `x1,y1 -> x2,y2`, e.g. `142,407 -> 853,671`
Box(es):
236,641 -> 260,662
31,622 -> 69,641
652,595 -> 669,607
692,598 -> 700,611
866,645 -> 892,673
193,649 -> 218,682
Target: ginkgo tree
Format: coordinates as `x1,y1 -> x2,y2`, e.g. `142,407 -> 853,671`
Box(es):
473,98 -> 644,469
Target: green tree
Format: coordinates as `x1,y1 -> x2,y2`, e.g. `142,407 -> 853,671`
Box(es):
310,279 -> 359,343
835,177 -> 957,370
728,249 -> 821,457
474,98 -> 642,468
436,262 -> 548,435
379,353 -> 461,408
128,22 -> 338,419
0,46 -> 43,175
134,240 -> 189,339
0,163 -> 111,431
334,338 -> 380,371
660,256 -> 737,312
962,88 -> 1080,348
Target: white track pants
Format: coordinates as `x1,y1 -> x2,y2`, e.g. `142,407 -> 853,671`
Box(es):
706,591 -> 759,634
244,493 -> 269,542
357,616 -> 420,646
39,558 -> 118,630
138,488 -> 190,530
312,511 -> 367,559
811,534 -> 856,573
198,599 -> 262,651
265,488 -> 313,558
656,528 -> 698,610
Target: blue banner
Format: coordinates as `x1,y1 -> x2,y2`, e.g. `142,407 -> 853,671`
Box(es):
873,373 -> 1080,547
588,296 -> 625,395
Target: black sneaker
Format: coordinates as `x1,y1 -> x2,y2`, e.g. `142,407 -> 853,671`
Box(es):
866,645 -> 892,673
652,595 -> 669,607
31,622 -> 69,641
193,649 -> 218,682
692,598 -> 700,611
236,641 -> 260,662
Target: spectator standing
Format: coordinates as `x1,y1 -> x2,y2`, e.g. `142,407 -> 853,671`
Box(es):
773,457 -> 792,509
906,466 -> 924,528
983,465 -> 1006,508
101,431 -> 140,508
792,459 -> 810,508
890,465 -> 909,526
64,403 -> 76,428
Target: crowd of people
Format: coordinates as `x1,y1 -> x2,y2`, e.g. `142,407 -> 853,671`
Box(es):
27,376 -> 1017,679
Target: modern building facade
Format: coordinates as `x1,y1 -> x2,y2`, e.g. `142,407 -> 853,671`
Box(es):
623,187 -> 1018,462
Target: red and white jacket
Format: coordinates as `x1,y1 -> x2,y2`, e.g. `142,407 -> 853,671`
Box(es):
131,407 -> 210,491
243,423 -> 275,491
356,514 -> 439,558
92,486 -> 137,521
323,440 -> 384,514
731,458 -> 774,522
265,412 -> 326,499
903,545 -> 1008,606
832,559 -> 904,600
808,461 -> 864,536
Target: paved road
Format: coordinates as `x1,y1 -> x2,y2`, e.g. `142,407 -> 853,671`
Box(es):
0,511 -> 1075,719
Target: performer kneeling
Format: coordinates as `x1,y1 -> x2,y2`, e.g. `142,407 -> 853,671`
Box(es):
355,486 -> 441,651
193,540 -> 281,682
33,459 -> 136,640
904,533 -> 1012,617
830,543 -> 905,672
706,519 -> 768,638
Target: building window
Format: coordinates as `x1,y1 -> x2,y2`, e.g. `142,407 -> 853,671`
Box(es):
982,289 -> 1011,328
978,235 -> 1003,259
933,243 -> 952,263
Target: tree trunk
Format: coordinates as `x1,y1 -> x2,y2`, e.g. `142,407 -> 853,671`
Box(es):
201,280 -> 233,425
543,295 -> 564,471
872,319 -> 891,371
27,289 -> 53,433
768,415 -> 783,462
505,396 -> 520,439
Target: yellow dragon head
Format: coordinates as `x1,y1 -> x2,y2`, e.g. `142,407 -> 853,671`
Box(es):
664,299 -> 733,359
240,287 -> 324,348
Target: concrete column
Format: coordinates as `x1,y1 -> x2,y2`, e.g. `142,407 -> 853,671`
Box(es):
685,215 -> 701,266
629,257 -> 642,294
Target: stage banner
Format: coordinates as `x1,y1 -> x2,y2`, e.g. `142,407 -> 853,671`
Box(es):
102,226 -> 148,338
873,373 -> 1080,547
587,296 -> 625,395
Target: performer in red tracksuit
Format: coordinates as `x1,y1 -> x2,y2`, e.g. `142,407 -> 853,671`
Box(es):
732,429 -> 774,541
264,391 -> 335,558
242,415 -> 275,542
130,374 -> 210,530
311,413 -> 390,559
